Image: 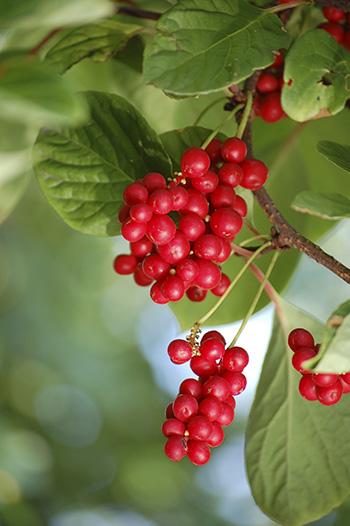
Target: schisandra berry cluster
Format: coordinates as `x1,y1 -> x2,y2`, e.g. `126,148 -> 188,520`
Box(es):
162,330 -> 248,464
318,6 -> 350,49
254,50 -> 285,124
113,137 -> 269,305
288,328 -> 350,405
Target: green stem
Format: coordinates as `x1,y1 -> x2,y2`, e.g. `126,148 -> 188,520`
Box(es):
194,97 -> 226,126
197,241 -> 271,325
201,104 -> 244,150
267,0 -> 309,12
236,92 -> 253,139
230,251 -> 280,346
240,234 -> 269,247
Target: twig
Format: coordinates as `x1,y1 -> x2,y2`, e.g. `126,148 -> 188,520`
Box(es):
29,29 -> 61,55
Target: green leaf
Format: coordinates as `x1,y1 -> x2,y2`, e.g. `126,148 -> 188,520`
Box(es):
143,0 -> 290,96
282,30 -> 350,122
318,140 -> 350,173
246,297 -> 350,526
292,191 -> 350,220
45,17 -> 143,74
33,91 -> 172,236
0,55 -> 87,126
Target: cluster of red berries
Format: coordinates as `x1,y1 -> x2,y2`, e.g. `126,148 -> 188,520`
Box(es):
288,328 -> 350,405
162,330 -> 248,464
254,50 -> 285,123
114,138 -> 269,304
318,6 -> 350,50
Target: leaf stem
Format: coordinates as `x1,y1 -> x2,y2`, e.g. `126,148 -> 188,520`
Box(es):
267,0 -> 310,13
240,234 -> 270,247
196,241 -> 272,326
230,251 -> 280,346
201,104 -> 244,150
194,97 -> 227,126
236,92 -> 253,139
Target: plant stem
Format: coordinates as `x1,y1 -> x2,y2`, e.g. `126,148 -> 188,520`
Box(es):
117,5 -> 161,20
197,241 -> 271,325
201,104 -> 244,150
194,97 -> 226,126
230,251 -> 280,346
29,29 -> 61,55
267,0 -> 309,12
240,234 -> 269,247
236,92 -> 253,139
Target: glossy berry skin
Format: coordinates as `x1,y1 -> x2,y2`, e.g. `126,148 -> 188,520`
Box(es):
161,275 -> 185,302
118,204 -> 130,223
198,396 -> 222,421
123,182 -> 148,205
206,138 -> 222,163
256,72 -> 279,93
260,92 -> 284,123
186,286 -> 207,302
157,231 -> 190,264
288,328 -> 315,352
210,185 -> 236,208
194,259 -> 221,290
312,373 -> 338,388
179,213 -> 206,241
200,338 -> 225,362
187,440 -> 211,465
222,347 -> 249,372
143,172 -> 166,191
187,415 -> 213,441
225,396 -> 236,409
180,378 -> 202,399
216,402 -> 235,426
147,215 -> 176,245
181,147 -> 211,179
218,163 -> 243,187
166,403 -> 174,418
299,376 -> 317,401
232,195 -> 248,217
211,273 -> 231,297
162,418 -> 186,437
133,265 -> 153,286
176,258 -> 199,283
172,394 -> 198,422
149,189 -> 173,215
341,378 -> 350,394
319,22 -> 345,44
240,159 -> 268,190
190,355 -> 217,377
142,254 -> 170,280
202,376 -> 231,401
113,254 -> 137,275
150,282 -> 169,304
214,239 -> 232,263
210,207 -> 243,239
191,171 -> 219,194
322,6 -> 345,23
194,234 -> 222,260
181,189 -> 209,218
207,422 -> 225,447
221,137 -> 247,163
169,186 -> 189,211
121,219 -> 147,242
291,348 -> 317,375
222,371 -> 247,395
202,331 -> 226,346
342,373 -> 350,385
130,203 -> 153,223
164,436 -> 186,461
272,50 -> 284,68
167,339 -> 192,364
316,380 -> 343,406
130,237 -> 153,258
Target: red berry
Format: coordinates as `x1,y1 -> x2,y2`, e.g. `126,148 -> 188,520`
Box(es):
216,402 -> 234,426
148,189 -> 173,215
162,418 -> 186,437
121,218 -> 147,242
194,259 -> 221,290
222,347 -> 249,372
316,380 -> 343,406
198,396 -> 222,421
319,22 -> 345,44
291,348 -> 317,374
143,172 -> 166,192
187,440 -> 211,465
130,237 -> 153,258
181,148 -> 211,179
133,264 -> 153,286
221,137 -> 247,163
343,31 -> 350,51
213,239 -> 232,263
206,138 -> 222,163
187,415 -> 213,441
200,338 -> 225,362
222,371 -> 247,395
164,436 -> 186,461
202,331 -> 226,346
173,394 -> 198,422
194,234 -> 222,260
225,396 -> 236,409
129,203 -> 153,223
272,50 -> 284,68
342,373 -> 350,385
166,403 -> 174,418
322,6 -> 345,23
190,355 -> 217,377
340,378 -> 350,394
179,213 -> 206,241
123,182 -> 148,205
167,339 -> 192,364
232,195 -> 247,217
157,231 -> 190,264
260,92 -> 284,123
186,286 -> 207,302
210,184 -> 236,208
113,254 -> 137,275
180,378 -> 202,399
240,159 -> 269,190
181,189 -> 209,218
202,375 -> 231,401
312,373 -> 338,388
142,254 -> 170,280
288,328 -> 315,352
150,281 -> 169,304
210,207 -> 243,239
118,204 -> 130,223
191,171 -> 219,194
218,163 -> 243,188
256,72 -> 279,93
147,215 -> 176,245
176,258 -> 199,283
211,273 -> 231,297
207,422 -> 225,447
161,275 -> 185,301
299,375 -> 317,401
169,186 -> 189,210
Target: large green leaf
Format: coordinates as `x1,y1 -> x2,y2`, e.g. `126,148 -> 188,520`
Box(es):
292,191 -> 350,220
33,91 -> 172,236
282,30 -> 350,122
246,298 -> 350,526
45,17 -> 143,74
318,140 -> 350,173
143,0 -> 289,96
